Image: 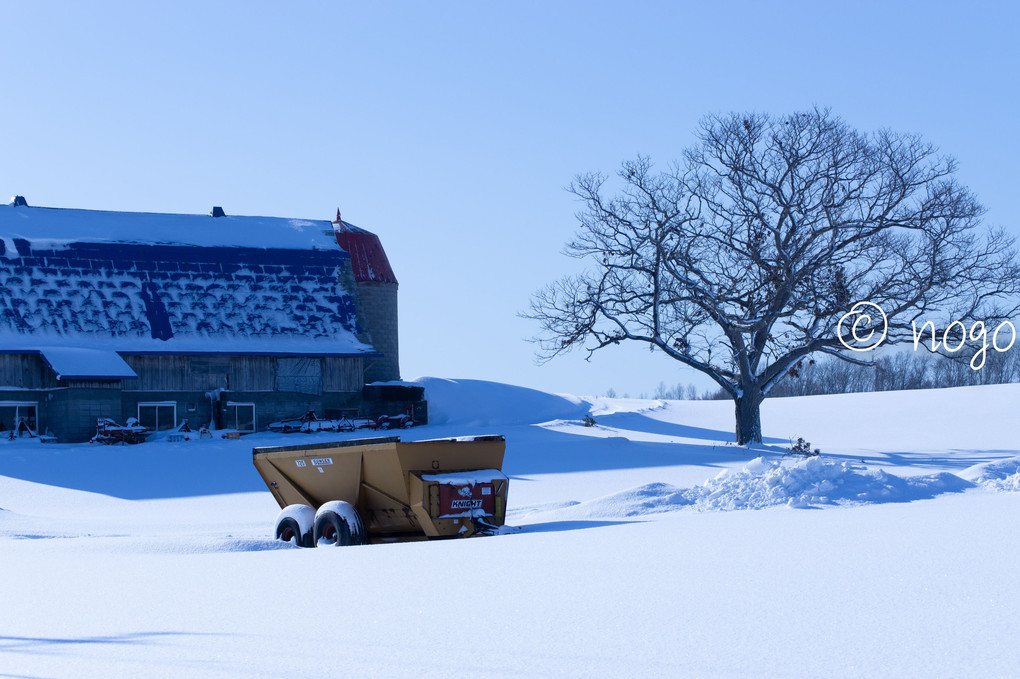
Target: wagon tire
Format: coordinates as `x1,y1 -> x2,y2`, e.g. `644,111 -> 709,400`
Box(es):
313,501 -> 367,547
274,505 -> 316,548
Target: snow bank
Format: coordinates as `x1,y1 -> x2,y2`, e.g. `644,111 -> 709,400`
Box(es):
519,456 -> 974,519
679,456 -> 973,510
959,457 -> 1020,492
413,377 -> 590,426
587,396 -> 666,417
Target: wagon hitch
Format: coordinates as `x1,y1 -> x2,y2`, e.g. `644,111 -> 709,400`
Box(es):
473,517 -> 521,536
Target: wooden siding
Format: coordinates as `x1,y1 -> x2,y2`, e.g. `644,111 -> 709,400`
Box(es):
0,353 -> 59,389
324,357 -> 363,392
121,355 -> 193,391
61,380 -> 122,390
231,356 -> 275,391
120,355 -> 364,393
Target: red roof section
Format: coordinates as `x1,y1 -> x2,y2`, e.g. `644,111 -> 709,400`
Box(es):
333,220 -> 398,284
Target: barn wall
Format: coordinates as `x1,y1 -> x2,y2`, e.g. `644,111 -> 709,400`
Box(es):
276,357 -> 322,394
63,379 -> 123,390
213,390 -> 362,431
121,355 -> 364,394
117,354 -> 367,432
0,353 -> 59,389
324,357 -> 364,392
0,354 -> 369,441
231,356 -> 275,391
0,357 -> 125,441
49,387 -> 124,441
120,391 -> 214,432
121,355 -> 193,391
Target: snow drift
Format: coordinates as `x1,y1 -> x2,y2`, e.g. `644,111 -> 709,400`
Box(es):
959,456 -> 1020,491
414,377 -> 590,426
515,456 -> 975,519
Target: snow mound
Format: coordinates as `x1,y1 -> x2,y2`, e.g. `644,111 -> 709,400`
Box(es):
413,377 -> 590,426
99,536 -> 299,555
527,457 -> 974,519
679,457 -> 973,510
587,396 -> 667,417
958,457 -> 1020,492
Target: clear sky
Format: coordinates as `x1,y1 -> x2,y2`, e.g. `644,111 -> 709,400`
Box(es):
2,1 -> 1017,397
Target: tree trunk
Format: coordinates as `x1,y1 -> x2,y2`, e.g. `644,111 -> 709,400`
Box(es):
734,391 -> 763,445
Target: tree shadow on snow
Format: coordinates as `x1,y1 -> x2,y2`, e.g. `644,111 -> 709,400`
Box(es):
500,425 -> 760,476
591,411 -> 788,445
821,448 -> 1017,472
2,415 -> 1003,501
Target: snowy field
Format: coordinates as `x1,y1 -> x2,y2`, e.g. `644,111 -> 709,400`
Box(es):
1,379 -> 1019,678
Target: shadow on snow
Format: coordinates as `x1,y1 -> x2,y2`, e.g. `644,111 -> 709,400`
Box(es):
0,417 -> 1005,501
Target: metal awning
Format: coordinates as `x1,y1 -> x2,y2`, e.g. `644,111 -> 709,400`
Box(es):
39,347 -> 138,380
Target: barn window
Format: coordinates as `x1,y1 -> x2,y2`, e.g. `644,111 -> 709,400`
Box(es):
225,402 -> 256,433
138,401 -> 177,431
0,401 -> 38,435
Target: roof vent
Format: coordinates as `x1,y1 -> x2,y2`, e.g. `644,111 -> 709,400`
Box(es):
10,195 -> 28,207
211,206 -> 226,218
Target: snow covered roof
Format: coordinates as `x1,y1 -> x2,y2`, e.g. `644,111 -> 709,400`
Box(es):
38,347 -> 138,380
0,201 -> 342,250
0,203 -> 377,356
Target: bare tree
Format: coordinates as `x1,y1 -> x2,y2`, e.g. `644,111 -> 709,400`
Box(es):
525,109 -> 1020,444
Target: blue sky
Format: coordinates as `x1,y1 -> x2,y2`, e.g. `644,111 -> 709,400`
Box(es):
2,1 -> 1017,396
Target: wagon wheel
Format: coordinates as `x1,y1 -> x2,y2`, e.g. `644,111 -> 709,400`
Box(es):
274,505 -> 315,548
313,501 -> 367,547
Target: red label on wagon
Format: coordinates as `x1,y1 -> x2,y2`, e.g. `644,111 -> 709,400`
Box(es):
438,483 -> 495,516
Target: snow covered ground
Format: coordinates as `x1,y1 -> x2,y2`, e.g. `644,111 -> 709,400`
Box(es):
1,380 -> 1018,678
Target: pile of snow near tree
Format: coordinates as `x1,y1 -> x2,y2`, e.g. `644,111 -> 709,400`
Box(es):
517,456 -> 975,520
959,457 -> 1020,492
681,457 -> 974,510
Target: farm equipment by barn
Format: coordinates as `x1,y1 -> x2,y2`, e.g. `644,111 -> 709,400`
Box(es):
267,406 -> 415,434
2,417 -> 36,441
252,435 -> 509,546
90,417 -> 150,445
267,410 -> 356,434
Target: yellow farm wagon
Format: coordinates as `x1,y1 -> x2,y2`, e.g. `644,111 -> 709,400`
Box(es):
253,435 -> 509,546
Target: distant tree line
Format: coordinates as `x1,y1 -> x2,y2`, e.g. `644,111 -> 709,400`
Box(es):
616,349 -> 1020,401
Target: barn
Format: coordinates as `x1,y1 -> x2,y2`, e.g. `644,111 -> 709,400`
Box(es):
0,197 -> 412,442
